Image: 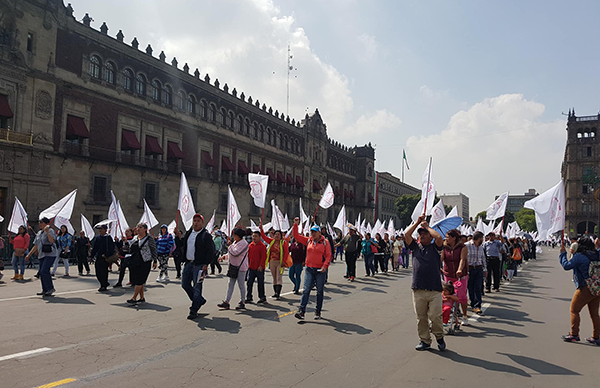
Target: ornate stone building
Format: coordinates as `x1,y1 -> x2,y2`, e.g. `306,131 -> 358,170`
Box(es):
562,109 -> 600,236
0,0 -> 375,233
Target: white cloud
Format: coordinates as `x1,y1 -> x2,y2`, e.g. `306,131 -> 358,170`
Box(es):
406,94 -> 565,216
344,109 -> 402,138
419,85 -> 449,101
357,33 -> 379,61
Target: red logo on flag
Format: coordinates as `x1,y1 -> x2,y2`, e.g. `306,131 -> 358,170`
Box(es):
181,195 -> 189,213
250,181 -> 263,198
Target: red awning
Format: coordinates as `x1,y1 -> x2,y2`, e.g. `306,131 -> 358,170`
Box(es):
201,150 -> 217,167
334,188 -> 341,197
349,190 -> 355,199
344,189 -> 350,199
276,171 -> 286,184
313,179 -> 322,191
145,136 -> 163,155
66,115 -> 90,139
286,173 -> 294,186
121,130 -> 142,150
0,95 -> 14,118
222,156 -> 235,171
167,141 -> 184,159
368,193 -> 374,202
295,176 -> 304,188
252,164 -> 261,174
267,168 -> 275,180
238,160 -> 250,175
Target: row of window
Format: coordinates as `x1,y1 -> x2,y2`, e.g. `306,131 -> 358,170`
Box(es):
88,54 -> 303,156
327,154 -> 356,175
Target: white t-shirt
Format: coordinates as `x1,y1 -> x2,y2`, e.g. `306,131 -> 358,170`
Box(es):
186,229 -> 202,261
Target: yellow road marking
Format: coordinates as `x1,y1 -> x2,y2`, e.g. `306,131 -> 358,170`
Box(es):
277,311 -> 295,319
35,378 -> 76,388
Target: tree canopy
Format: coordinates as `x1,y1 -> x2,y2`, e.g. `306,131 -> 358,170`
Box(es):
515,208 -> 537,232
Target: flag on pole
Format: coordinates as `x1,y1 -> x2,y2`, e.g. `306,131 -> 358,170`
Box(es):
403,149 -> 410,170
299,198 -> 309,224
318,183 -> 335,209
430,199 -> 446,227
411,198 -> 425,223
227,185 -> 241,236
248,173 -> 269,208
80,214 -> 95,239
167,220 -> 177,235
387,219 -> 395,237
447,206 -> 458,218
8,197 -> 28,234
282,214 -> 290,231
486,192 -> 509,221
178,172 -> 196,230
139,198 -> 159,229
39,189 -> 77,222
205,209 -> 216,233
524,180 -> 565,240
220,219 -> 228,235
250,219 -> 260,232
327,222 -> 337,239
373,219 -> 382,237
475,217 -> 484,233
333,205 -> 348,236
420,158 -> 435,215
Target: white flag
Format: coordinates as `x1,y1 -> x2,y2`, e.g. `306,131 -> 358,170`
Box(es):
524,180 -> 565,238
333,205 -> 348,236
475,217 -> 484,233
39,189 -> 77,221
80,214 -> 95,239
486,192 -> 509,221
250,219 -> 260,232
303,219 -> 311,235
55,216 -> 75,235
248,173 -> 269,208
282,214 -> 290,231
139,198 -> 159,229
178,172 -> 196,230
356,213 -> 361,232
373,219 -> 382,237
360,219 -> 367,234
318,183 -> 335,209
387,219 -> 395,237
366,222 -> 372,234
493,221 -> 503,235
447,206 -> 458,218
327,222 -> 337,239
411,198 -> 425,223
205,209 -> 216,233
8,197 -> 28,234
0,215 -> 4,222
430,199 -> 446,227
167,220 -> 177,235
420,158 -> 435,215
299,198 -> 309,224
263,222 -> 273,232
227,185 -> 241,236
220,219 -> 228,235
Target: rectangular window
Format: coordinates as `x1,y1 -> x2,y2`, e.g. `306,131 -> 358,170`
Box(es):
583,203 -> 593,213
92,176 -> 108,203
92,214 -> 102,227
587,147 -> 592,157
144,182 -> 159,206
219,193 -> 227,212
583,185 -> 590,194
27,32 -> 33,52
250,201 -> 261,216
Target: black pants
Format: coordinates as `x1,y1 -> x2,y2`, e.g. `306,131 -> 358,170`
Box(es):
345,250 -> 359,278
486,257 -> 501,291
210,255 -> 222,274
77,254 -> 90,274
173,254 -> 183,278
95,257 -> 110,288
375,254 -> 387,273
117,257 -> 130,284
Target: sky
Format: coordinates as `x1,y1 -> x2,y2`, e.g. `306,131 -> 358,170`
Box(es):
70,0 -> 600,215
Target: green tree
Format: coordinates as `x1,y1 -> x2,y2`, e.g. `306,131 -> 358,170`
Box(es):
474,210 -> 514,225
514,208 -> 537,232
475,210 -> 487,221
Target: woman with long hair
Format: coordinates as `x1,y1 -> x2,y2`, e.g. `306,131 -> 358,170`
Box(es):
10,225 -> 30,280
441,229 -> 469,325
53,225 -> 72,277
127,223 -> 157,305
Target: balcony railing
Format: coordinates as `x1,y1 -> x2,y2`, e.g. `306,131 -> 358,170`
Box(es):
576,115 -> 599,122
0,128 -> 33,145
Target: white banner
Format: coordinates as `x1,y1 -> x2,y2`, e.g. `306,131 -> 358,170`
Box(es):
178,172 -> 196,231
227,185 -> 241,236
205,209 -> 216,233
8,197 -> 28,234
420,158 -> 435,215
39,189 -> 77,221
524,180 -> 565,238
248,173 -> 269,208
167,220 -> 177,235
430,199 -> 446,227
139,198 -> 159,229
299,198 -> 309,224
318,183 -> 335,209
80,214 -> 95,239
333,205 -> 348,236
486,191 -> 509,221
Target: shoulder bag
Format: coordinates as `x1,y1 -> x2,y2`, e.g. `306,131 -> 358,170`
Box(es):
103,237 -> 120,264
227,250 -> 248,279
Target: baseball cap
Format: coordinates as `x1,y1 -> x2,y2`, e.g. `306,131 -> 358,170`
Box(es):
417,227 -> 430,235
193,213 -> 204,221
96,224 -> 108,230
310,225 -> 321,232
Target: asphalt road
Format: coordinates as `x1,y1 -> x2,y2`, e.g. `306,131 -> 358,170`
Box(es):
0,248 -> 598,388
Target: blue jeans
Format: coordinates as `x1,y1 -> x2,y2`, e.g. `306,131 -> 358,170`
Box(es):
12,254 -> 25,275
39,257 -> 55,292
364,254 -> 375,276
299,267 -> 327,314
402,251 -> 409,268
182,261 -> 206,313
467,266 -> 484,309
289,263 -> 303,291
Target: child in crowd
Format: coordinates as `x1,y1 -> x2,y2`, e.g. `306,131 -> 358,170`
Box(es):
442,282 -> 459,324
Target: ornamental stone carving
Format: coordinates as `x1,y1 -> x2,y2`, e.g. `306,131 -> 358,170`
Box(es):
35,90 -> 53,119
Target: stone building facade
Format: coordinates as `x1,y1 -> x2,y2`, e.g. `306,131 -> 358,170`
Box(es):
375,172 -> 419,227
562,110 -> 600,236
0,0 -> 375,233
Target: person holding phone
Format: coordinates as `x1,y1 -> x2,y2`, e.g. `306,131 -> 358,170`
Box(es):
26,217 -> 57,296
292,218 -> 332,320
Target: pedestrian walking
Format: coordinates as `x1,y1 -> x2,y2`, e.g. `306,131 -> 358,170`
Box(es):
156,224 -> 174,282
560,236 -> 600,345
75,230 -> 91,276
26,218 -> 57,296
217,228 -> 250,310
211,229 -> 224,275
441,229 -> 469,325
336,225 -> 362,281
289,237 -> 306,294
246,230 -> 267,304
127,223 -> 157,305
404,215 -> 446,351
173,228 -> 185,279
260,225 -> 289,299
466,232 -> 486,315
484,232 -> 504,292
90,224 -> 116,292
361,233 -> 376,277
52,225 -> 72,277
114,228 -> 133,287
10,225 -> 30,280
179,214 -> 216,320
392,235 -> 402,271
293,218 -> 332,320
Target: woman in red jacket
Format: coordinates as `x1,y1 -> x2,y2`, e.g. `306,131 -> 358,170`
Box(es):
10,225 -> 31,280
292,218 -> 332,320
260,225 -> 289,299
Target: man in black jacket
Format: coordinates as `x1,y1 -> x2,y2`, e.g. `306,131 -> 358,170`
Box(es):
177,214 -> 216,320
90,225 -> 116,292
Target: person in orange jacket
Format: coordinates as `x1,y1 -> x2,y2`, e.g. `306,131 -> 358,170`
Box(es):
292,217 -> 332,320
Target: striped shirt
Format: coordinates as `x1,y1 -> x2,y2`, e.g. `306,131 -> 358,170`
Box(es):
466,241 -> 487,271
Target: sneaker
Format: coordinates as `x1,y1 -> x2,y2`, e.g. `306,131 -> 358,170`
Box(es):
235,302 -> 246,310
461,317 -> 470,326
187,312 -> 198,320
36,291 -> 45,296
585,337 -> 600,346
493,289 -> 500,293
126,299 -> 138,305
126,282 -> 131,286
98,287 -> 108,292
472,308 -> 482,314
350,276 -> 355,282
294,290 -> 301,295
44,288 -> 55,296
217,301 -> 230,310
561,334 -> 580,342
257,298 -> 267,304
86,271 -> 90,276
415,342 -> 431,351
314,313 -> 322,320
63,274 -> 70,278
34,273 -> 40,279
113,283 -> 123,288
245,298 -> 254,304
437,338 -> 446,351
295,310 -> 305,320
156,277 -> 163,283
176,276 -> 181,280
138,298 -> 145,304
78,273 -> 83,276
163,276 -> 170,282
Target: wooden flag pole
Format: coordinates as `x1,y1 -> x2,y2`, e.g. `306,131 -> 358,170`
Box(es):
260,207 -> 265,226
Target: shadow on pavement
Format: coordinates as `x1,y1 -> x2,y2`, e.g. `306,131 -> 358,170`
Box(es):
110,302 -> 172,312
465,325 -> 528,338
485,307 -> 545,324
235,309 -> 280,321
197,316 -> 241,333
361,287 -> 387,294
297,318 -> 372,335
436,350 -> 531,377
497,353 -> 580,375
44,296 -> 95,305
